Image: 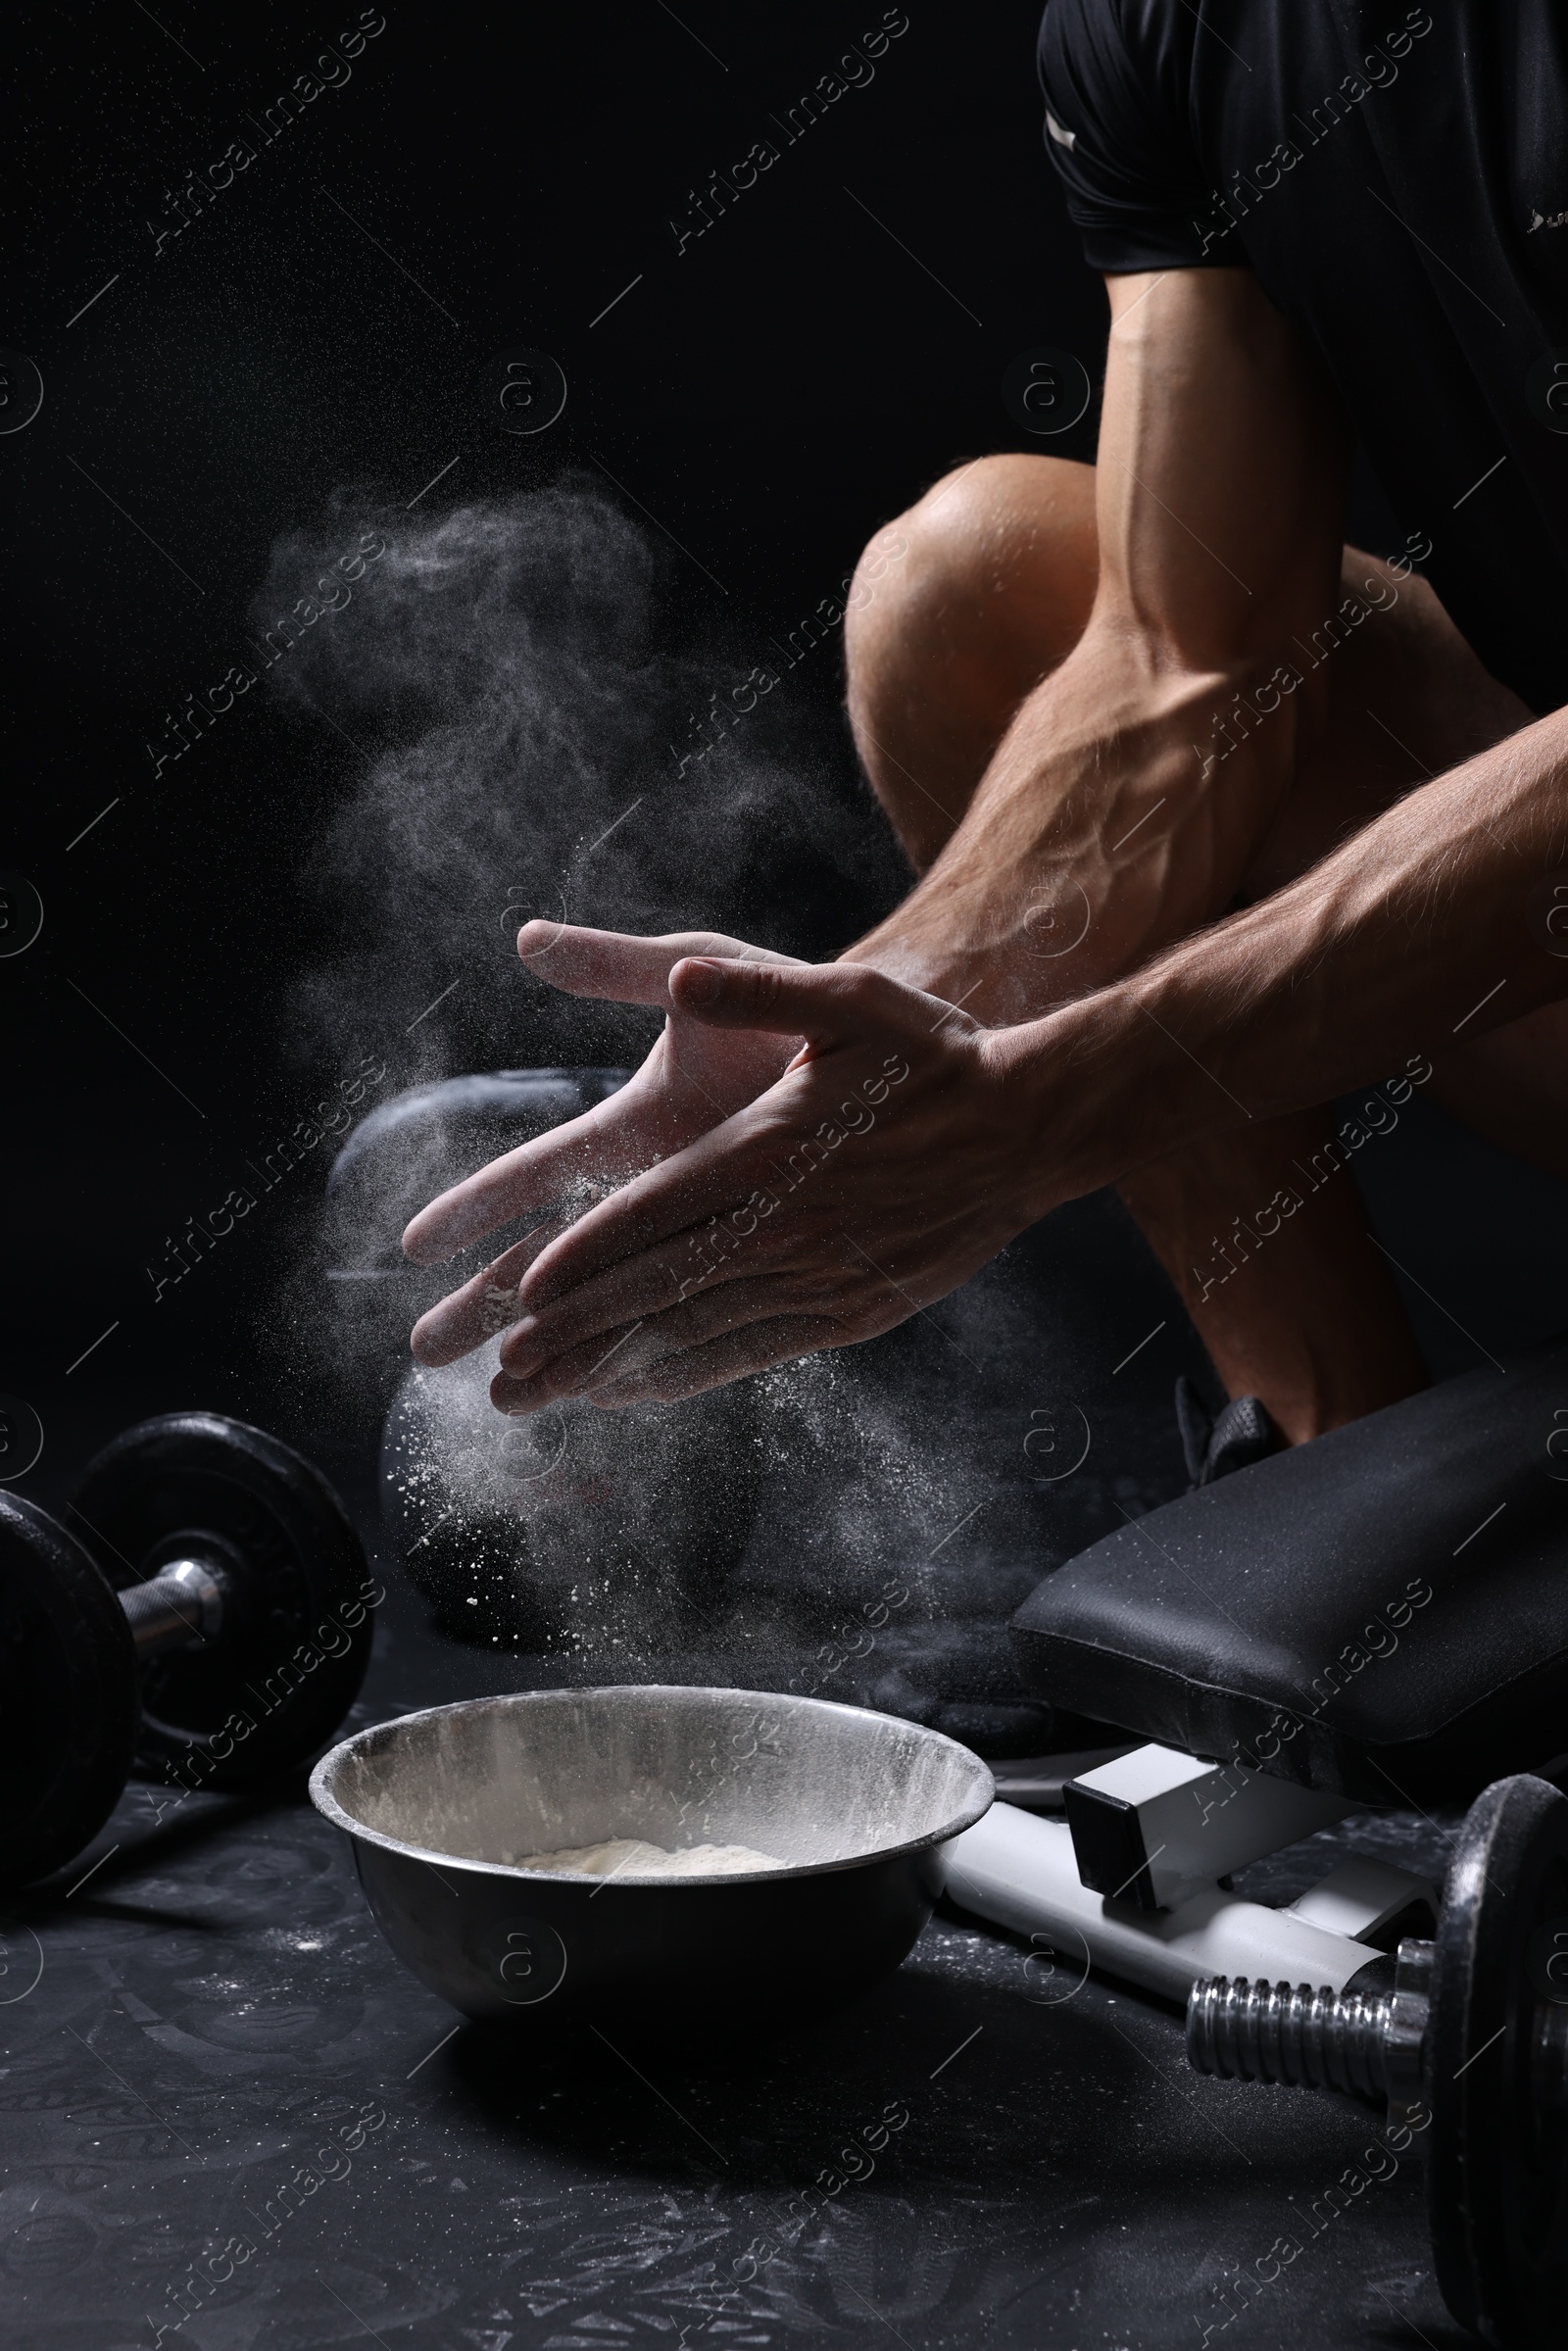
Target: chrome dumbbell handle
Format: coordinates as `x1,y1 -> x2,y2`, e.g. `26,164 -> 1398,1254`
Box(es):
117,1559 -> 225,1656
1188,1934 -> 1568,2139
1186,1937 -> 1433,2112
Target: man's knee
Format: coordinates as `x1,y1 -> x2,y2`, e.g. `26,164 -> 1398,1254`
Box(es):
846,453 -> 1096,685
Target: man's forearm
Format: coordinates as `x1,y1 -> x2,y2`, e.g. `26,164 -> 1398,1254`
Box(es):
1011,708 -> 1568,1204
843,606 -> 1330,1024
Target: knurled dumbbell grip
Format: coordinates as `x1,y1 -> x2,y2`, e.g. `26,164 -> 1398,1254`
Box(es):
1186,1940 -> 1434,2109
1186,1974 -> 1393,2099
117,1560 -> 224,1656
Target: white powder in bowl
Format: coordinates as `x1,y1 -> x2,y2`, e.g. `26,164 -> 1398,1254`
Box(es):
510,1837 -> 786,1878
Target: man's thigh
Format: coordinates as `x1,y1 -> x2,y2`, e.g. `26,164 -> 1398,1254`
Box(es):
1236,550 -> 1534,902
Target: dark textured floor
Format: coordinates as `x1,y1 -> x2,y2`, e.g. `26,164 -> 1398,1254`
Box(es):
3,1542 -> 1470,2351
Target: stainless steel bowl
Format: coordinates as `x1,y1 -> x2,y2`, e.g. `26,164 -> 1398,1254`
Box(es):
310,1685 -> 994,2030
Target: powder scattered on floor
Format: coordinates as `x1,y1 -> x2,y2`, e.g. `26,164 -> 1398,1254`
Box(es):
510,1837 -> 786,1878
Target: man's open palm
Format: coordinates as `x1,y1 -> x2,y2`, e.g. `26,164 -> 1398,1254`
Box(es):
402,921 -> 803,1365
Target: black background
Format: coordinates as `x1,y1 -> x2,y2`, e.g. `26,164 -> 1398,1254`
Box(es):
3,0 -> 1114,1476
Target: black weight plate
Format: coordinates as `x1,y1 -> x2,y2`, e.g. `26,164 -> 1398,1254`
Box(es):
1427,1772 -> 1568,2349
68,1414 -> 377,1795
0,1494 -> 138,1889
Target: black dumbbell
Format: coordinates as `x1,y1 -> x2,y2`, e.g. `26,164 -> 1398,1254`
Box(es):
0,1413 -> 377,1891
1186,1772 -> 1568,2349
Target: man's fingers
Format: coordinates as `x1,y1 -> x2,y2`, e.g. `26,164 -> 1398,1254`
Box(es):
494,1286 -> 744,1411
517,921 -> 792,1007
496,1211 -> 787,1377
490,1314 -> 648,1415
410,1222 -> 567,1366
402,1092 -> 648,1263
491,1279 -> 842,1413
669,955 -> 966,1043
516,1026 -> 921,1311
517,1109 -> 789,1308
587,1317 -> 847,1407
516,922 -> 693,1006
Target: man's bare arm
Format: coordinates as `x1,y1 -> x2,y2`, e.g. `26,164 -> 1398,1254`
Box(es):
1041,710 -> 1568,1184
485,721 -> 1568,1412
845,267 -> 1355,1018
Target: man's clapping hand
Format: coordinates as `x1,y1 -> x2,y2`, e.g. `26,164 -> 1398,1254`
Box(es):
405,930 -> 1053,1412
403,922 -> 804,1369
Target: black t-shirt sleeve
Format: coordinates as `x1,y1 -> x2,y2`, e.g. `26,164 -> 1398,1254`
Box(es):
1037,0 -> 1234,271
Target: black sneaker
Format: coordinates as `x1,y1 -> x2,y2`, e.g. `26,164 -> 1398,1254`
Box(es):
1175,1375 -> 1285,1489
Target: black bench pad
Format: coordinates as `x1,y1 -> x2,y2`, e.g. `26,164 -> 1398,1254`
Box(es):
1011,1341 -> 1568,1804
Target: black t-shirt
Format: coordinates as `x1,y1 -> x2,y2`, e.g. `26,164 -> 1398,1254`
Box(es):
1038,0 -> 1568,714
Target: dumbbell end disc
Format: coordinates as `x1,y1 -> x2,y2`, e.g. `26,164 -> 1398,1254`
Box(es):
0,1494 -> 138,1890
68,1413 -> 377,1795
1427,1772 -> 1568,2350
